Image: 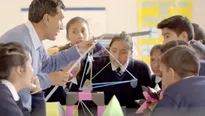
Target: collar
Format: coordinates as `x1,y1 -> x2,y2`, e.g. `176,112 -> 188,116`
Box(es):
1,80 -> 19,101
183,75 -> 195,80
111,59 -> 129,72
155,76 -> 162,84
25,21 -> 42,50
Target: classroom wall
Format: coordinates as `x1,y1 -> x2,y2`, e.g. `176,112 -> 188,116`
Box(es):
192,0 -> 205,29
0,0 -> 137,48
0,0 -> 204,49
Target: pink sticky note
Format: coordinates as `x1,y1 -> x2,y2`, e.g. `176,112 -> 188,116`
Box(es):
66,106 -> 74,116
143,92 -> 157,102
97,106 -> 105,116
136,102 -> 148,114
78,92 -> 92,100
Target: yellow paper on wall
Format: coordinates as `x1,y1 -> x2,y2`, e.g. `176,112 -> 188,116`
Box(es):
102,95 -> 124,116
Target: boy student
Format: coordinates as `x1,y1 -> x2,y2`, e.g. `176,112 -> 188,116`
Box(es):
160,40 -> 205,76
151,46 -> 205,116
192,23 -> 205,45
0,0 -> 94,115
157,15 -> 194,44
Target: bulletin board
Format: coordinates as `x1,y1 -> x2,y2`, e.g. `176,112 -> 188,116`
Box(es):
136,0 -> 192,64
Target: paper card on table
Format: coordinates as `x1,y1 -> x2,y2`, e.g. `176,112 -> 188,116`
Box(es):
148,87 -> 159,99
136,102 -> 148,114
135,99 -> 145,105
46,102 -> 60,116
78,92 -> 92,101
102,95 -> 124,116
56,102 -> 65,116
143,92 -> 157,102
148,103 -> 157,111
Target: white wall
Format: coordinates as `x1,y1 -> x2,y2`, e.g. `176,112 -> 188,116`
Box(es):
192,0 -> 205,30
0,0 -> 204,49
0,0 -> 137,48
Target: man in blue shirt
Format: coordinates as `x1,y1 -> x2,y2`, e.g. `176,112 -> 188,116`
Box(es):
0,0 -> 94,115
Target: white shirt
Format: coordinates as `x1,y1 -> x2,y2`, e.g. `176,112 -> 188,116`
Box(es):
111,59 -> 129,73
1,80 -> 19,101
155,76 -> 162,84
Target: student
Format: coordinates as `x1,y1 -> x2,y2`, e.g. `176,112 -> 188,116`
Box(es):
86,32 -> 152,108
0,42 -> 42,116
189,40 -> 205,60
150,44 -> 162,88
192,23 -> 205,44
0,0 -> 94,114
151,46 -> 205,116
160,40 -> 205,77
45,16 -> 104,105
157,15 -> 194,44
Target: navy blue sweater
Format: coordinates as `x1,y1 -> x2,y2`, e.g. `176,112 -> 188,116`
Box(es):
89,57 -> 152,108
151,76 -> 205,116
0,84 -> 24,116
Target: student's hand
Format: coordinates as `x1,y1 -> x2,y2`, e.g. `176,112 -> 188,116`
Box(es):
49,71 -> 73,86
30,76 -> 41,94
61,61 -> 81,77
76,39 -> 95,53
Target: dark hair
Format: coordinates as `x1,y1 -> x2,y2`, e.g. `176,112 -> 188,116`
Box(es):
157,15 -> 194,41
150,44 -> 162,56
161,40 -> 190,54
66,17 -> 89,37
0,43 -> 29,80
161,45 -> 199,78
192,23 -> 205,44
189,40 -> 205,60
29,0 -> 65,23
109,32 -> 133,51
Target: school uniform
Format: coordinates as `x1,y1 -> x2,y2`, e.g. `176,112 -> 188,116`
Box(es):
88,56 -> 152,108
44,43 -> 104,105
151,76 -> 205,116
199,60 -> 205,76
0,80 -> 23,116
151,75 -> 162,88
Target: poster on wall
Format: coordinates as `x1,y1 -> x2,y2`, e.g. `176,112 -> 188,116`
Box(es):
136,0 -> 192,64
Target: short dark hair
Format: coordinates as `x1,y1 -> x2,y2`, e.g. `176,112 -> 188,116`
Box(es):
157,15 -> 194,41
0,43 -> 29,80
192,23 -> 205,44
189,40 -> 205,60
150,44 -> 162,56
161,40 -> 190,54
109,32 -> 133,51
29,0 -> 65,23
66,17 -> 89,37
161,45 -> 199,78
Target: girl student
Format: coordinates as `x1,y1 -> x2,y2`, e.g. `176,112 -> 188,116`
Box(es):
45,16 -> 104,105
150,44 -> 162,88
0,42 -> 42,116
85,32 -> 153,108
